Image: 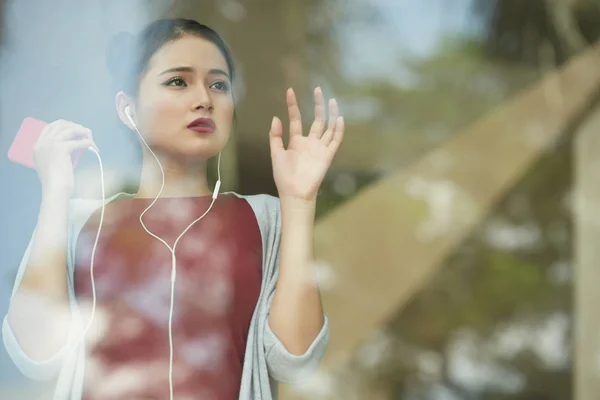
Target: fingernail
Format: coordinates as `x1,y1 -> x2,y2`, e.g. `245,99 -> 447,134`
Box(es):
271,117 -> 276,129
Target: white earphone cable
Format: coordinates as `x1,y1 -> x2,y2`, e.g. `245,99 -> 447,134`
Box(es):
125,112 -> 221,400
67,147 -> 105,355
84,147 -> 104,336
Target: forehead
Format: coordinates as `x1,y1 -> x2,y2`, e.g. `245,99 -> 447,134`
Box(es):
146,34 -> 229,74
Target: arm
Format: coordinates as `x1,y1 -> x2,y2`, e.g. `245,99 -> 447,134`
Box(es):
264,86 -> 344,382
5,188 -> 72,363
4,120 -> 95,371
267,197 -> 324,355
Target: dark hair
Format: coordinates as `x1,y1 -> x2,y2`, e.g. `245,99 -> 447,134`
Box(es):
106,18 -> 236,97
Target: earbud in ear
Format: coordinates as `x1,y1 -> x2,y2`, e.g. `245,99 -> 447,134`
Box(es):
124,105 -> 137,129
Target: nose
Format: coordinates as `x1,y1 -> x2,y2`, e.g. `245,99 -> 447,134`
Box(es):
193,86 -> 213,112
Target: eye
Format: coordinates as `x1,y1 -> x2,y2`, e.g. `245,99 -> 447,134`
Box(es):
164,77 -> 187,87
210,81 -> 230,92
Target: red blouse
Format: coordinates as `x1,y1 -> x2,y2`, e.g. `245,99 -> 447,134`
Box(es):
73,194 -> 263,400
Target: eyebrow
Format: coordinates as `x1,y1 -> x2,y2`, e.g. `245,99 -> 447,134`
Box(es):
159,66 -> 230,80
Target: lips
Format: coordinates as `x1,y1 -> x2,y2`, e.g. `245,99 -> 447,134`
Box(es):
187,117 -> 215,133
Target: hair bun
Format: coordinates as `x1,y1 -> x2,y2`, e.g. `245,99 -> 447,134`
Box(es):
106,31 -> 137,90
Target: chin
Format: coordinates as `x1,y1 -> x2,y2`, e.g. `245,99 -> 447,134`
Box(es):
153,134 -> 228,161
176,143 -> 224,161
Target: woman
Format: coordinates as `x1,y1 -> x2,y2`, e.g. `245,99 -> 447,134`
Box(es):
2,18 -> 343,400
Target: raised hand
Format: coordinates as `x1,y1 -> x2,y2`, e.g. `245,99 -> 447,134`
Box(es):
269,87 -> 344,203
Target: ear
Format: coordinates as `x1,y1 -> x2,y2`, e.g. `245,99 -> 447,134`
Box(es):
115,91 -> 137,131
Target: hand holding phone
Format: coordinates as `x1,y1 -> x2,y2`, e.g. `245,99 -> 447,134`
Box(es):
8,118 -> 98,196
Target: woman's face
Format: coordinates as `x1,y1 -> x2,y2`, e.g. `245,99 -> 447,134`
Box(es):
126,34 -> 234,162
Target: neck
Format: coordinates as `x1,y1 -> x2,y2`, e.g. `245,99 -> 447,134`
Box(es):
135,150 -> 212,199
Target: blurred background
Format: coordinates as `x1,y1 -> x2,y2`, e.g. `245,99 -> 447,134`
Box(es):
2,0 -> 600,399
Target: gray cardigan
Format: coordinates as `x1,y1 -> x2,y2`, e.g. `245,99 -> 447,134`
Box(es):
2,191 -> 329,400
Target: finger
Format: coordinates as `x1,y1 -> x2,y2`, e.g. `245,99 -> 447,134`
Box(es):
327,98 -> 339,133
65,139 -> 97,153
309,87 -> 326,138
38,124 -> 54,142
42,119 -> 68,139
327,116 -> 344,154
286,88 -> 303,138
321,98 -> 339,144
269,116 -> 284,154
57,125 -> 93,141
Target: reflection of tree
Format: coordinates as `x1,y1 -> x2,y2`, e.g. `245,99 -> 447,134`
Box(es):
316,38 -> 543,218
474,0 -> 600,65
345,113 -> 572,399
340,133 -> 574,399
317,3 -> 586,394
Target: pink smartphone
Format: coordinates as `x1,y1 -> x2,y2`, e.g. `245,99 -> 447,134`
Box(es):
8,117 -> 83,169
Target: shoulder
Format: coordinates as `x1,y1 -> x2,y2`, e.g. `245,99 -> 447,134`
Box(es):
68,198 -> 102,227
67,192 -> 132,229
224,192 -> 281,234
225,192 -> 280,217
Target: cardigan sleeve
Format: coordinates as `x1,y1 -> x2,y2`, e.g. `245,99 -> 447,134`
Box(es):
2,199 -> 88,381
264,315 -> 330,384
